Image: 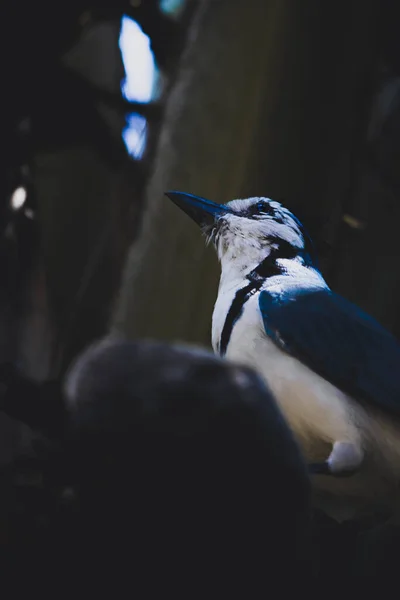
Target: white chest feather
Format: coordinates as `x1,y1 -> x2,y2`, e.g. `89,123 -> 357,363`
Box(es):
212,280 -> 400,521
213,289 -> 360,454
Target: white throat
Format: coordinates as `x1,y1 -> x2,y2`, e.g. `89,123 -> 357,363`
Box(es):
218,247 -> 270,289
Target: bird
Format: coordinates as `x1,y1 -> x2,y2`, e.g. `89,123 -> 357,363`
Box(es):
165,190 -> 400,522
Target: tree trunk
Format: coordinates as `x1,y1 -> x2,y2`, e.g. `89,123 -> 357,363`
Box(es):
113,0 -> 289,345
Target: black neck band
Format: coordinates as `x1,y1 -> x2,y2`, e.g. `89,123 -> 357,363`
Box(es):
219,242 -> 310,356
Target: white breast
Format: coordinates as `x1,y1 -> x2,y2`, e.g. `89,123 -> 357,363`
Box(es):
214,290 -> 361,453
212,285 -> 400,521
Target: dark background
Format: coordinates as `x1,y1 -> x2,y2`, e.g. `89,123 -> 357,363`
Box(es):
1,0 -> 400,463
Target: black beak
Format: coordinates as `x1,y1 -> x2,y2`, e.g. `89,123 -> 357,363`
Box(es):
165,191 -> 232,228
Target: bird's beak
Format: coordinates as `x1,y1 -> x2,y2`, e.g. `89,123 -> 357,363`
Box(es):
165,191 -> 232,228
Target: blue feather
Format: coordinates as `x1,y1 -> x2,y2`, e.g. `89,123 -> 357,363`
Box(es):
259,288 -> 400,416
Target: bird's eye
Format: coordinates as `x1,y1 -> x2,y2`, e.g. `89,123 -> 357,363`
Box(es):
248,200 -> 272,218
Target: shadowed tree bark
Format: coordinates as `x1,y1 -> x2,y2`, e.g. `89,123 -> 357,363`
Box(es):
113,0 -> 287,345
244,0 -> 379,269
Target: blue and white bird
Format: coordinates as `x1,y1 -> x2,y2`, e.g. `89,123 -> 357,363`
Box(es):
166,190 -> 400,522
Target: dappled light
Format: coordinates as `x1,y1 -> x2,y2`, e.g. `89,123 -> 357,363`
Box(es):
119,16 -> 159,159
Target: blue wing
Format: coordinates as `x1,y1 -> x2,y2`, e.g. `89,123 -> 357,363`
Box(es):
259,289 -> 400,416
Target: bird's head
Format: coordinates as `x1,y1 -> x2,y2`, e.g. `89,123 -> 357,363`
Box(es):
165,191 -> 317,275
